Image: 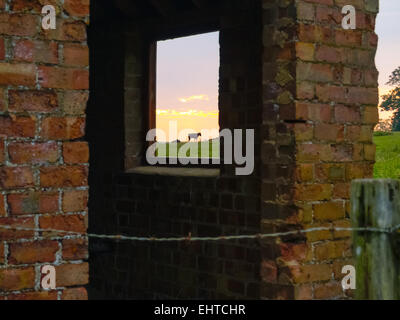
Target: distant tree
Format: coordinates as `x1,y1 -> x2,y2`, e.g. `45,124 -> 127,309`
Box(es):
380,66 -> 400,131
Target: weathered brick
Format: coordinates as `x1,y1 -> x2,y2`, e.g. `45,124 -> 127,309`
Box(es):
282,263 -> 332,284
0,241 -> 4,263
7,192 -> 59,215
41,117 -> 85,140
0,267 -> 35,291
40,165 -> 88,187
39,214 -> 87,234
54,263 -> 89,287
9,90 -> 58,113
0,116 -> 36,138
0,138 -> 4,164
0,13 -> 37,37
62,189 -> 88,212
63,141 -> 89,164
0,217 -> 34,240
8,142 -> 59,164
7,291 -> 58,300
314,201 -> 345,221
295,184 -> 332,201
63,43 -> 89,67
13,39 -> 58,64
0,37 -> 4,60
62,287 -> 88,300
38,66 -> 89,89
0,194 -> 5,216
62,238 -> 88,260
0,167 -> 34,189
43,19 -> 87,41
0,62 -> 35,86
314,281 -> 343,299
62,91 -> 89,115
9,240 -> 59,264
64,0 -> 90,17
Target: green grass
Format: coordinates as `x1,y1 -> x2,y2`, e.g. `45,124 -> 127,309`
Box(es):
374,132 -> 400,178
155,139 -> 220,159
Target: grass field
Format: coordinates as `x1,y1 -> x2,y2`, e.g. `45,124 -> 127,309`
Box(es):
374,132 -> 400,178
155,140 -> 220,159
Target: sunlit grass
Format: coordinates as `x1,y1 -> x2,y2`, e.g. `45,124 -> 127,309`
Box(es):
155,139 -> 220,159
374,132 -> 400,179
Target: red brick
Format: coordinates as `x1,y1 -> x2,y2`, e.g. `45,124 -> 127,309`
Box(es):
54,263 -> 89,287
62,91 -> 88,115
64,0 -> 90,17
0,194 -> 5,216
0,37 -> 4,60
62,287 -> 88,300
296,102 -> 331,122
7,192 -> 59,215
41,117 -> 85,140
10,0 -> 42,12
0,241 -> 4,264
0,138 -> 4,164
40,165 -> 88,188
63,189 -> 88,212
0,267 -> 35,291
9,90 -> 58,113
297,144 -> 332,162
39,214 -> 87,234
314,123 -> 344,142
0,88 -> 5,111
314,281 -> 343,299
0,13 -> 37,37
0,167 -> 34,189
335,30 -> 362,47
63,43 -> 89,67
38,66 -> 89,89
43,20 -> 87,42
8,142 -> 59,164
62,238 -> 88,260
0,116 -> 36,138
63,141 -> 89,164
13,39 -> 58,64
0,62 -> 35,86
7,291 -> 58,300
297,61 -> 333,82
334,105 -> 360,123
9,240 -> 59,264
0,217 -> 34,240
282,263 -> 332,284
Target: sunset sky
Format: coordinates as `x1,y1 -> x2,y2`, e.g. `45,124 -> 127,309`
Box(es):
155,2 -> 400,140
375,0 -> 400,120
156,32 -> 219,141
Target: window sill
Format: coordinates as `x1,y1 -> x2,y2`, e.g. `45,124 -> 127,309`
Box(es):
126,166 -> 220,177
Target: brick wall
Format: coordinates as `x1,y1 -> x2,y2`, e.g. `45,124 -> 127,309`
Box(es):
0,0 -> 379,300
260,0 -> 379,299
0,0 -> 89,300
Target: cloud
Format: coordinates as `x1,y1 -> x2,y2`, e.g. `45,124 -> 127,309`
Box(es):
156,109 -> 218,118
178,95 -> 209,103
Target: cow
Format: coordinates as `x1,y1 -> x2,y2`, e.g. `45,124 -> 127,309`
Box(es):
188,133 -> 201,141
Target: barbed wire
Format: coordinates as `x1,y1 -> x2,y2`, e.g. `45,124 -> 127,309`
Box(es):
0,223 -> 398,242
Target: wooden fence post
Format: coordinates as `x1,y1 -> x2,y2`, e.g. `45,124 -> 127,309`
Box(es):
351,179 -> 400,300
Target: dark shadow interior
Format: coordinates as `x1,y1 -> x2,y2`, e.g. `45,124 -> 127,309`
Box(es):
86,0 -> 263,299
